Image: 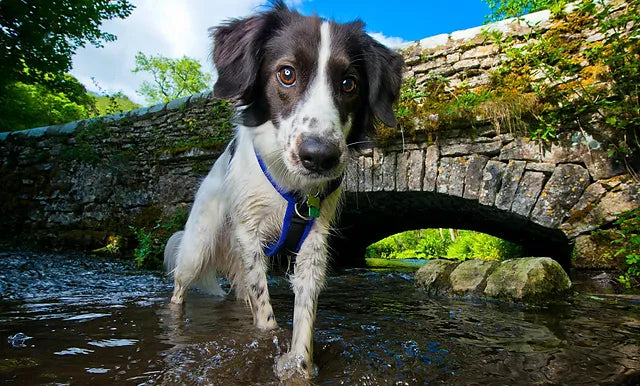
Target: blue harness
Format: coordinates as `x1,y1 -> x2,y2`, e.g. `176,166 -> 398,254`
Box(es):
254,149 -> 343,256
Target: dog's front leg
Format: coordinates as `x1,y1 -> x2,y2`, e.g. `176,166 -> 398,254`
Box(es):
276,220 -> 332,379
234,224 -> 278,331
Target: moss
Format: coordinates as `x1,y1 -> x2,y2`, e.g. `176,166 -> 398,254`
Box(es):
0,357 -> 38,373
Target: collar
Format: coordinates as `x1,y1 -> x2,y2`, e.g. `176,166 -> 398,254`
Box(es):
254,148 -> 343,256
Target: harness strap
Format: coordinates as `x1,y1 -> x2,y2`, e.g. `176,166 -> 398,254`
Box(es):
254,149 -> 342,257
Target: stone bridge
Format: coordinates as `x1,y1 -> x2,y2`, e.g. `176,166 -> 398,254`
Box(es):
335,129 -> 636,268
0,89 -> 636,269
1,8 -> 638,269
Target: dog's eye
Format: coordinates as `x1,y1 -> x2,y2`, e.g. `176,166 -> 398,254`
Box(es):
277,66 -> 296,87
342,77 -> 357,94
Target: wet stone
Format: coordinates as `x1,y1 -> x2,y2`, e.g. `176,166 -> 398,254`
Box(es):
414,259 -> 460,295
449,260 -> 499,296
484,257 -> 571,303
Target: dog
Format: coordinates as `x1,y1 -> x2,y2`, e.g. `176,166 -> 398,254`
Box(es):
164,1 -> 402,379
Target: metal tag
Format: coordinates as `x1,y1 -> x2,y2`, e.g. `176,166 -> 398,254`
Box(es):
307,194 -> 321,218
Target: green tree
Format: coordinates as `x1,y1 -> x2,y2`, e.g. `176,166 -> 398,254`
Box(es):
93,92 -> 141,117
0,73 -> 96,131
132,52 -> 212,104
483,0 -> 567,22
0,0 -> 134,89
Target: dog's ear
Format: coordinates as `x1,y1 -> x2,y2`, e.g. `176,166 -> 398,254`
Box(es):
211,6 -> 285,104
363,37 -> 404,128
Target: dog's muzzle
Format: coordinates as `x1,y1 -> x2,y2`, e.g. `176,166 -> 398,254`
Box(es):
298,136 -> 341,174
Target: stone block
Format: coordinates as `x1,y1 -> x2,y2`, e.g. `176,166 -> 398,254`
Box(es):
480,56 -> 500,68
436,157 -> 453,194
484,257 -> 571,303
382,152 -> 396,191
511,171 -> 546,217
478,160 -> 506,206
440,140 -> 501,157
495,160 -> 526,211
412,57 -> 445,74
562,179 -> 640,237
572,232 -> 625,269
373,148 -> 384,192
460,44 -> 499,59
449,157 -> 467,197
525,162 -> 556,173
414,259 -> 460,295
531,164 -> 591,228
452,58 -> 481,71
344,157 -> 359,192
563,181 -> 606,224
166,95 -> 191,111
359,156 -> 373,192
423,145 -> 439,192
396,150 -> 423,192
463,155 -> 489,200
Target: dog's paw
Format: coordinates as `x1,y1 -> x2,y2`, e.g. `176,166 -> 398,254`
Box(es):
274,352 -> 317,380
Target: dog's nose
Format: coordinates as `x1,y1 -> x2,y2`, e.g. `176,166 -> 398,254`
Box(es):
298,136 -> 341,173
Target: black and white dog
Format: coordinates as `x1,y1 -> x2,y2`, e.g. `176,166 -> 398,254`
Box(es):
164,1 -> 402,379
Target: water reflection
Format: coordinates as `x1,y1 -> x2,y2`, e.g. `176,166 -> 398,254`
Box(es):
0,252 -> 639,384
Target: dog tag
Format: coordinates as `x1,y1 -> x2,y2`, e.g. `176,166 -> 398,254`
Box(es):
307,194 -> 321,218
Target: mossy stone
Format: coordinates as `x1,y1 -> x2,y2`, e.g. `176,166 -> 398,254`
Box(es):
414,259 -> 460,295
484,257 -> 571,303
450,260 -> 499,295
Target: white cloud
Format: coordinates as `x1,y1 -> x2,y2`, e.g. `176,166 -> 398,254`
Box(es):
367,31 -> 409,49
70,0 -> 264,105
69,1 -> 409,106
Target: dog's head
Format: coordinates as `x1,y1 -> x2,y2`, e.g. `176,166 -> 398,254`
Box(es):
212,1 -> 403,185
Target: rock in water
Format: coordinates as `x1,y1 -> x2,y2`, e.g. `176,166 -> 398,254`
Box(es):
414,259 -> 460,295
484,257 -> 571,302
449,260 -> 499,296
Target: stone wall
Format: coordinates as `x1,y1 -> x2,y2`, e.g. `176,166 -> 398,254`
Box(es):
0,92 -> 232,248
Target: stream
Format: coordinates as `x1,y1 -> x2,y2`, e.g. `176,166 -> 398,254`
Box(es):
1,251 -> 639,384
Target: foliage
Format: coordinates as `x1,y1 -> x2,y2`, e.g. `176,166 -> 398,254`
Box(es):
92,92 -> 141,117
483,0 -> 568,22
390,0 -> 640,174
445,230 -> 524,261
366,229 -> 451,260
0,0 -> 134,89
92,235 -> 123,255
488,0 -> 640,164
132,52 -> 212,105
610,208 -> 640,288
0,78 -> 93,131
129,209 -> 188,269
366,229 -> 523,261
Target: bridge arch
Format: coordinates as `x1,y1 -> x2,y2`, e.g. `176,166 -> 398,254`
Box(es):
331,130 -> 636,269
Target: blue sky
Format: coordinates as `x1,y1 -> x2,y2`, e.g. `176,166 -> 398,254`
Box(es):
70,0 -> 492,105
297,0 -> 491,42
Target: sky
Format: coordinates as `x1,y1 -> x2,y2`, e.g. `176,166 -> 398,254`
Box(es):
70,0 -> 491,105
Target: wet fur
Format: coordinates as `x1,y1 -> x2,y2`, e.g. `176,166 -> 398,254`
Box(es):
164,1 -> 402,379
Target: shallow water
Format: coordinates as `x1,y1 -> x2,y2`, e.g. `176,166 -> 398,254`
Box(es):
1,252 -> 639,385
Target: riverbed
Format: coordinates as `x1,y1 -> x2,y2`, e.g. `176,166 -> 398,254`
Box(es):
1,251 -> 638,384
